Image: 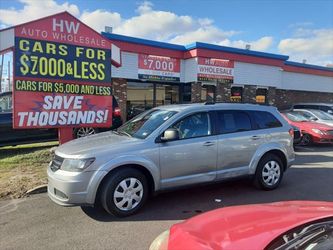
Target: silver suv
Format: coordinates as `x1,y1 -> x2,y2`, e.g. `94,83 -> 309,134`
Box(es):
48,103 -> 295,217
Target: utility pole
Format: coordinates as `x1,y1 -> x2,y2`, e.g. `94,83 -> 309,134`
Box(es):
8,60 -> 11,91
0,54 -> 4,92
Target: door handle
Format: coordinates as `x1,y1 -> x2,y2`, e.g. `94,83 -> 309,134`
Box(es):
203,141 -> 215,146
251,135 -> 261,140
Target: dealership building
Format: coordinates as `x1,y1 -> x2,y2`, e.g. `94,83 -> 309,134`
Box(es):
101,32 -> 333,121
1,11 -> 332,125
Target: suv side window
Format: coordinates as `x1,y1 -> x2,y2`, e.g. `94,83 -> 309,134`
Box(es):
172,112 -> 211,139
216,110 -> 252,134
251,111 -> 282,129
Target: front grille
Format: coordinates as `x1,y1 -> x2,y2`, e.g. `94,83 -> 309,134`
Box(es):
50,155 -> 64,172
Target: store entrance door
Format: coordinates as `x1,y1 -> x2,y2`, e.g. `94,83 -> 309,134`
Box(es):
201,84 -> 216,103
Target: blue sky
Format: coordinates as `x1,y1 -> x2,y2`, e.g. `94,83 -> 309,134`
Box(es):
0,0 -> 333,66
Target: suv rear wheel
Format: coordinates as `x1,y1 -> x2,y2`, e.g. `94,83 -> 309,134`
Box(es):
100,168 -> 148,217
253,153 -> 283,190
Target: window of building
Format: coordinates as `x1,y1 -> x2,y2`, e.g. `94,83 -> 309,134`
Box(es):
155,84 -> 179,106
217,110 -> 252,134
256,88 -> 268,104
230,87 -> 243,102
126,82 -> 181,120
251,111 -> 282,129
127,82 -> 154,120
201,84 -> 216,103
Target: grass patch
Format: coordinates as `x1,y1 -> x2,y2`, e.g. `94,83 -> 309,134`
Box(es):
0,141 -> 58,199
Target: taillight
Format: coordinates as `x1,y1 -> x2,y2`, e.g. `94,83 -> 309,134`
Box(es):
289,128 -> 294,138
113,107 -> 121,117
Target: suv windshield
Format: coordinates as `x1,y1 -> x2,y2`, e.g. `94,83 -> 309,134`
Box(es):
117,109 -> 177,139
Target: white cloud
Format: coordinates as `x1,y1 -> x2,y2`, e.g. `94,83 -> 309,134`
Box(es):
80,9 -> 122,32
113,3 -> 195,41
169,27 -> 238,45
278,28 -> 333,65
0,0 -> 80,27
0,0 -> 274,54
219,36 -> 274,51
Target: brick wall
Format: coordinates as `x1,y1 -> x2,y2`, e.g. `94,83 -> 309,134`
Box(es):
274,89 -> 333,110
267,87 -> 276,106
112,78 -> 127,121
242,85 -> 257,103
191,82 -> 333,109
191,82 -> 202,103
216,82 -> 232,102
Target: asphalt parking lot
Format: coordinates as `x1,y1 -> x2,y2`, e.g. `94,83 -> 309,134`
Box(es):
1,145 -> 333,250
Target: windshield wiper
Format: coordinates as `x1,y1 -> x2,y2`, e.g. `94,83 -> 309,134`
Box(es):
116,130 -> 132,137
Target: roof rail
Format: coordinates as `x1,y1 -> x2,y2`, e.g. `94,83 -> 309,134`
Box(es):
204,101 -> 215,105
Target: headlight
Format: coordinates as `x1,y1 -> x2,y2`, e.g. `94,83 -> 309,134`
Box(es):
149,230 -> 170,250
61,158 -> 95,172
311,129 -> 325,135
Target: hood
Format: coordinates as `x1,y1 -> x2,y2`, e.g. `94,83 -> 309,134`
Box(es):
55,131 -> 142,158
290,120 -> 333,131
168,201 -> 333,250
316,120 -> 333,127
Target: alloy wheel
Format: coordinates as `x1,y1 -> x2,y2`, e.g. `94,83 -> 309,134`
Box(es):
301,134 -> 311,146
76,127 -> 96,138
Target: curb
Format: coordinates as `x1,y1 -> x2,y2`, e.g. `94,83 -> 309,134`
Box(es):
26,184 -> 47,195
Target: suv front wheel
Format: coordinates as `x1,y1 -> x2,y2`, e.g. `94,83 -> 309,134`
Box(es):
100,168 -> 148,217
253,153 -> 283,190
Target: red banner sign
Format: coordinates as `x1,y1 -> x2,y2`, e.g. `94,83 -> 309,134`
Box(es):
13,12 -> 113,129
138,54 -> 180,82
197,57 -> 234,82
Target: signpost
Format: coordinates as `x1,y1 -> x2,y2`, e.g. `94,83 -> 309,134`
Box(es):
138,54 -> 180,82
0,12 -> 121,143
197,57 -> 234,83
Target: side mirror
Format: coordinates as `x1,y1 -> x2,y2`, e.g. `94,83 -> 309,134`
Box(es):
161,128 -> 179,142
310,117 -> 318,121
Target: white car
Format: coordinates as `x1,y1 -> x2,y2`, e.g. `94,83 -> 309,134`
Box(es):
293,109 -> 333,127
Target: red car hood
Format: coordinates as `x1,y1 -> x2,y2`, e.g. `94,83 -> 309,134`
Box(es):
168,201 -> 333,250
291,121 -> 333,130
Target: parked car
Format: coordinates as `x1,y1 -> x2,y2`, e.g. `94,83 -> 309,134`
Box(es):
0,91 -> 123,146
281,111 -> 333,145
48,103 -> 295,217
293,109 -> 333,127
73,97 -> 123,138
149,201 -> 333,250
0,91 -> 58,146
292,103 -> 333,115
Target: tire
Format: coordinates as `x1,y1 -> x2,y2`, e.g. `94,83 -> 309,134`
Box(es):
253,153 -> 284,190
100,168 -> 148,217
74,127 -> 98,138
301,134 -> 312,146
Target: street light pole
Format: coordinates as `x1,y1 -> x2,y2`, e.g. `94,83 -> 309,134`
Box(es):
8,60 -> 11,91
0,54 -> 4,92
